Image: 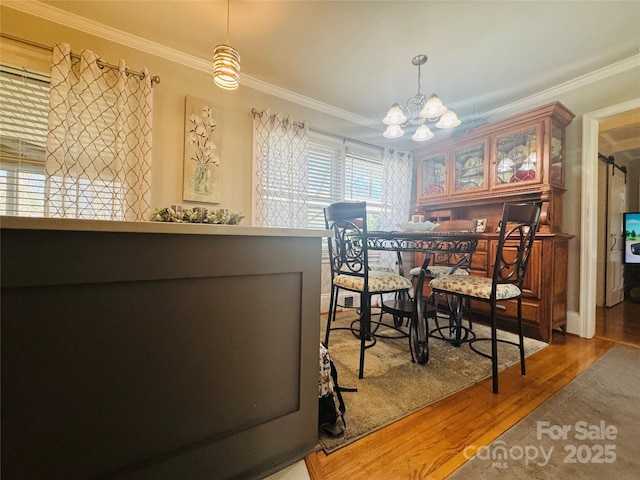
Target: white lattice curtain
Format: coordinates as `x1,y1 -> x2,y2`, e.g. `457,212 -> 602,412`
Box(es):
377,147 -> 414,270
252,109 -> 309,228
45,43 -> 152,220
381,147 -> 413,229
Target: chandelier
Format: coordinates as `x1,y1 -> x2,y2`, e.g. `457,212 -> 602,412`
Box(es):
383,54 -> 460,142
213,0 -> 240,90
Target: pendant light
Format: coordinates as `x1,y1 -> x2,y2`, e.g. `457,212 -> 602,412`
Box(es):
383,54 -> 460,141
213,0 -> 240,90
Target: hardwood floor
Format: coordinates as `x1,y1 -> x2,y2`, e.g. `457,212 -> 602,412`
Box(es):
306,302 -> 640,479
595,298 -> 640,346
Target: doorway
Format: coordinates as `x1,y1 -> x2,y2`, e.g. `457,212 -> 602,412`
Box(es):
582,100 -> 640,340
581,99 -> 640,338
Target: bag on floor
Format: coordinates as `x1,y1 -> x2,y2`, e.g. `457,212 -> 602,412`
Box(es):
319,342 -> 352,436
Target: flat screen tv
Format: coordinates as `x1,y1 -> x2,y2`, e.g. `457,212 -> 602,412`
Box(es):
623,212 -> 640,264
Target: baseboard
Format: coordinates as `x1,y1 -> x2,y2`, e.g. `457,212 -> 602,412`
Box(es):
565,310 -> 582,336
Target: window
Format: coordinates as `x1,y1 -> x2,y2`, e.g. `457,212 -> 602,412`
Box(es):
307,132 -> 385,231
0,65 -> 49,216
2,44 -> 153,221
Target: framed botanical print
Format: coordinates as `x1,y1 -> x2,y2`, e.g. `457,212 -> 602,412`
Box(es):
183,96 -> 221,203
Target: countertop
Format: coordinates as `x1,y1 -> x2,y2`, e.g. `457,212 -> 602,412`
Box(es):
0,216 -> 330,238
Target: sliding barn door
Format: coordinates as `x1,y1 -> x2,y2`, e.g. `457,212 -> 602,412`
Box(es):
605,163 -> 626,307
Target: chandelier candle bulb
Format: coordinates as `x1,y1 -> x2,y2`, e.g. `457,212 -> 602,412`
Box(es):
412,124 -> 434,142
382,103 -> 407,125
420,94 -> 447,120
383,124 -> 405,139
435,109 -> 462,129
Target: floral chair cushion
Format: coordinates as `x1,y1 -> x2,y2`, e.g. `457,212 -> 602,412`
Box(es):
334,271 -> 412,293
429,275 -> 521,300
409,266 -> 470,277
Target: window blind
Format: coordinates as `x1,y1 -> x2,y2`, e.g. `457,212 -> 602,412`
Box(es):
1,63 -> 128,220
0,66 -> 48,216
307,133 -> 385,232
307,141 -> 343,230
345,147 -> 383,231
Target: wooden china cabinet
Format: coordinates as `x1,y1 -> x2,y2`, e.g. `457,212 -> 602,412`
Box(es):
413,101 -> 575,343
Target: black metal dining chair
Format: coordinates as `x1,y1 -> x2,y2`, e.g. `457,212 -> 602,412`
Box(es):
429,202 -> 542,393
408,266 -> 431,365
408,219 -> 478,343
324,201 -> 413,379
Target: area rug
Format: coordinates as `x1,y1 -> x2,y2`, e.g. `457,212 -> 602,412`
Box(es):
319,312 -> 549,453
447,343 -> 640,479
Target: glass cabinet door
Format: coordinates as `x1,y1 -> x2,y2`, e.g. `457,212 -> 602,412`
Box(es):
420,154 -> 447,197
453,142 -> 487,193
494,127 -> 540,187
550,121 -> 565,187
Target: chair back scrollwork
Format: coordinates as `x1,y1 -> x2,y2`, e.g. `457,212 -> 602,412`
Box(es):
493,202 -> 542,287
325,202 -> 369,279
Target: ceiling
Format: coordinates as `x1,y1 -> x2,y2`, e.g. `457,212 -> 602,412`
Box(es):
10,1 -> 640,152
599,108 -> 640,164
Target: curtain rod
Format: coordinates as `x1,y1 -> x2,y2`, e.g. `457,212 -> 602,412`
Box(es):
251,108 -> 383,152
0,32 -> 160,85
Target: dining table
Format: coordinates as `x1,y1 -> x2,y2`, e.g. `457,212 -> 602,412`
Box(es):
366,229 -> 482,364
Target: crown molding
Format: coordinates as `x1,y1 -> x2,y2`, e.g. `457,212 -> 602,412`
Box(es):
486,54 -> 640,120
240,75 -> 380,128
4,1 -> 218,74
5,0 -> 639,131
4,0 -> 377,129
